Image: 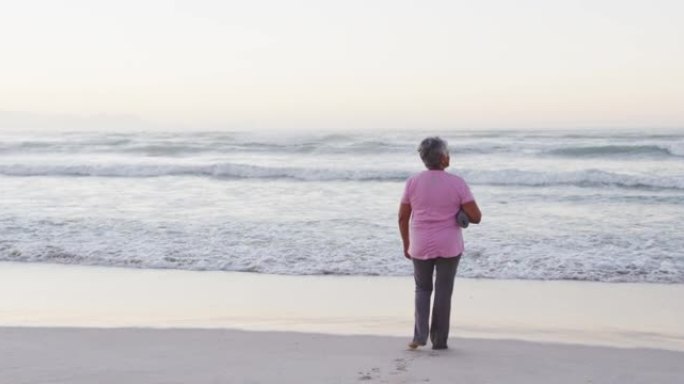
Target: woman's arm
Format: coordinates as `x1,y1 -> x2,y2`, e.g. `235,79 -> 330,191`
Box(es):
461,201 -> 482,224
398,203 -> 412,259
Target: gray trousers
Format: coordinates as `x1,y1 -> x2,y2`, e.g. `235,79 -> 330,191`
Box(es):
412,255 -> 461,348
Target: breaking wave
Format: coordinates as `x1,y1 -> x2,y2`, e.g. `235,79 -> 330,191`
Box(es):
1,162 -> 682,190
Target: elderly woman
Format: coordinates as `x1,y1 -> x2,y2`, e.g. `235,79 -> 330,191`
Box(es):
398,137 -> 482,350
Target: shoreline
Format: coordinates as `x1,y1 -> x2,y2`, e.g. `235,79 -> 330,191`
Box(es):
2,261 -> 683,351
8,258 -> 684,285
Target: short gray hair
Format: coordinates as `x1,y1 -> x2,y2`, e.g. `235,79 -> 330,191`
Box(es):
418,137 -> 448,169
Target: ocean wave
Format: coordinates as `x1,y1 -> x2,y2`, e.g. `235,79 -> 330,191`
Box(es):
1,162 -> 683,190
2,237 -> 682,284
4,131 -> 683,159
462,169 -> 684,190
0,140 -> 413,156
0,162 -> 412,181
546,145 -> 682,158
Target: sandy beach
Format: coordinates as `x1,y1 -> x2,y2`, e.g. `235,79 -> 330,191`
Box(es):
3,327 -> 684,384
2,262 -> 683,383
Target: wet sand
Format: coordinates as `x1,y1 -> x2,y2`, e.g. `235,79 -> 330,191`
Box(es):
2,262 -> 683,383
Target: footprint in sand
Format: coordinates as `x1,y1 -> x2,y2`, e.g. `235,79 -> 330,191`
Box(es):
358,367 -> 380,381
393,358 -> 408,372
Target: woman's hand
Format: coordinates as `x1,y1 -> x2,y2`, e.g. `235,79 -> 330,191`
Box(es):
461,201 -> 482,224
398,203 -> 412,260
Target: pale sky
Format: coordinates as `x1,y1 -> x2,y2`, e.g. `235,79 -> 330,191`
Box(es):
1,0 -> 682,131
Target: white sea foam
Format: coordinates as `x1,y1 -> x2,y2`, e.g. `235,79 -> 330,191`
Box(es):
1,214 -> 682,283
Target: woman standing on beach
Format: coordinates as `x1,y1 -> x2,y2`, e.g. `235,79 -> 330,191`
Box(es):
398,137 -> 482,350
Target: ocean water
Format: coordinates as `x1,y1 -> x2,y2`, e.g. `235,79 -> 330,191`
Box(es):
1,129 -> 683,283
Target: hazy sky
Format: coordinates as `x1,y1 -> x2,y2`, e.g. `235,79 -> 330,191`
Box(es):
1,0 -> 682,131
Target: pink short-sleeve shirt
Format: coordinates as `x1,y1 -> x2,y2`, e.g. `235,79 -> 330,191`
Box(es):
401,170 -> 475,260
